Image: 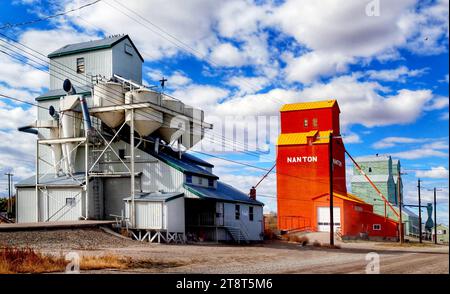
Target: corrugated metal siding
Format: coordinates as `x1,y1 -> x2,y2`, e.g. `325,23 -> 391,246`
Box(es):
103,177 -> 140,219
112,39 -> 142,84
17,188 -> 37,223
166,197 -> 185,233
49,49 -> 112,90
45,188 -> 83,221
223,202 -> 263,241
126,201 -> 164,230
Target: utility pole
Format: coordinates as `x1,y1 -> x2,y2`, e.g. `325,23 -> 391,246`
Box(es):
418,179 -> 422,243
433,187 -> 437,244
329,132 -> 334,246
4,173 -> 13,217
397,170 -> 404,244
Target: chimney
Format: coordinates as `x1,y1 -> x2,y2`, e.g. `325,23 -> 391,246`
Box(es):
249,186 -> 256,200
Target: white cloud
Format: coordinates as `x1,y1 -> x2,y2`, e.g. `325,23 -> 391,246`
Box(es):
227,75 -> 269,95
416,167 -> 449,179
210,43 -> 247,67
283,51 -> 352,84
439,74 -> 449,83
373,136 -> 429,149
214,74 -> 435,129
342,132 -> 362,144
424,96 -> 449,111
271,0 -> 448,83
0,45 -> 48,92
146,69 -> 191,88
171,84 -> 229,109
390,142 -> 448,159
19,26 -> 97,56
366,66 -> 428,82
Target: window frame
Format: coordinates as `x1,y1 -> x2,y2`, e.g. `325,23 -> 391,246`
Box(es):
186,174 -> 192,184
312,118 -> 318,128
303,119 -> 308,128
76,57 -> 85,74
249,206 -> 254,221
373,224 -> 381,231
235,204 -> 240,220
66,197 -> 76,207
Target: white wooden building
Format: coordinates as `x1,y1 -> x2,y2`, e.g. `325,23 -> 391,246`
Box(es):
15,35 -> 264,243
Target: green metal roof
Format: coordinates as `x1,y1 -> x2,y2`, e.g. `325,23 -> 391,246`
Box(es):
47,35 -> 144,62
35,87 -> 91,101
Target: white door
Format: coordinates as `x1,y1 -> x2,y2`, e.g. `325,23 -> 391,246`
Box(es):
317,207 -> 341,232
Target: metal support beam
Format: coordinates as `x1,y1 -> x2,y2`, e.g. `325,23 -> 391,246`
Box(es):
130,108 -> 136,228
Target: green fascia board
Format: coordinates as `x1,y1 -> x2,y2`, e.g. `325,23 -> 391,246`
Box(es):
156,154 -> 218,179
35,91 -> 91,101
183,184 -> 257,205
48,44 -> 112,59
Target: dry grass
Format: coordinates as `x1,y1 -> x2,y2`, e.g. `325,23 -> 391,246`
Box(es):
263,228 -> 278,240
0,246 -> 184,273
80,255 -> 129,270
0,247 -> 66,274
288,235 -> 309,246
312,241 -> 341,249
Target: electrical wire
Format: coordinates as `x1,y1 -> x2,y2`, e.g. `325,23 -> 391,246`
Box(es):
0,0 -> 102,30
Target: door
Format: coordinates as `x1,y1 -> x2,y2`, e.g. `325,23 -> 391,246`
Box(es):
216,202 -> 224,226
317,207 -> 341,232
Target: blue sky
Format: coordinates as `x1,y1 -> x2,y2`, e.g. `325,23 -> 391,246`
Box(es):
0,0 -> 448,224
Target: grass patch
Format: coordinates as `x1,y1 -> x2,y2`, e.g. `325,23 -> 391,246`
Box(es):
312,241 -> 341,249
0,247 -> 66,274
0,247 -> 184,273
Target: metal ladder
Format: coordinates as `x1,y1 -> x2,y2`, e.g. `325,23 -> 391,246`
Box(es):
92,178 -> 101,219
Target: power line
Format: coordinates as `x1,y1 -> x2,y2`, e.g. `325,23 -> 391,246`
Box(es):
0,34 -> 269,157
0,0 -> 102,30
103,0 -> 283,103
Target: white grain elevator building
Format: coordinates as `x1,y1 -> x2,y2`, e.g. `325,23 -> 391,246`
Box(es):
15,35 -> 264,243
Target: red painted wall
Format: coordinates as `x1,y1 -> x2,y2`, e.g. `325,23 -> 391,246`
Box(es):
276,140 -> 347,230
276,101 -> 398,239
280,106 -> 341,134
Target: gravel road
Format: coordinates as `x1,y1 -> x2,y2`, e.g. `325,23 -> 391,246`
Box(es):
1,228 -> 447,274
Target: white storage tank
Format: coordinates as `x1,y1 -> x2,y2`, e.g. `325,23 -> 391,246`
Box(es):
93,82 -> 126,128
125,89 -> 163,137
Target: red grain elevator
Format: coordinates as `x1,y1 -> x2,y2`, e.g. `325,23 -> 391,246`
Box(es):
276,100 -> 398,239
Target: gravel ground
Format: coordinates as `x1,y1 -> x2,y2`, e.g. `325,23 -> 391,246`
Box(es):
1,229 -> 448,274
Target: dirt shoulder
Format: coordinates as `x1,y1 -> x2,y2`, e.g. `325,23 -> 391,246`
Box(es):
1,228 -> 448,274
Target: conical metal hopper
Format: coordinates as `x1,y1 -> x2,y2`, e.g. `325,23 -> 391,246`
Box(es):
93,82 -> 125,128
125,89 -> 163,137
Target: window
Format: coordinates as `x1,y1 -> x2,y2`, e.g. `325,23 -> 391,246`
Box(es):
76,58 -> 85,74
66,197 -> 76,207
303,119 -> 308,127
235,205 -> 240,220
124,43 -> 133,55
198,177 -> 203,185
186,175 -> 192,184
368,167 -> 372,173
249,206 -> 254,221
312,118 -> 318,128
208,178 -> 214,187
373,224 -> 381,230
119,149 -> 126,160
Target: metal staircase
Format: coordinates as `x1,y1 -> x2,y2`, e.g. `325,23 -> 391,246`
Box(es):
225,221 -> 250,244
